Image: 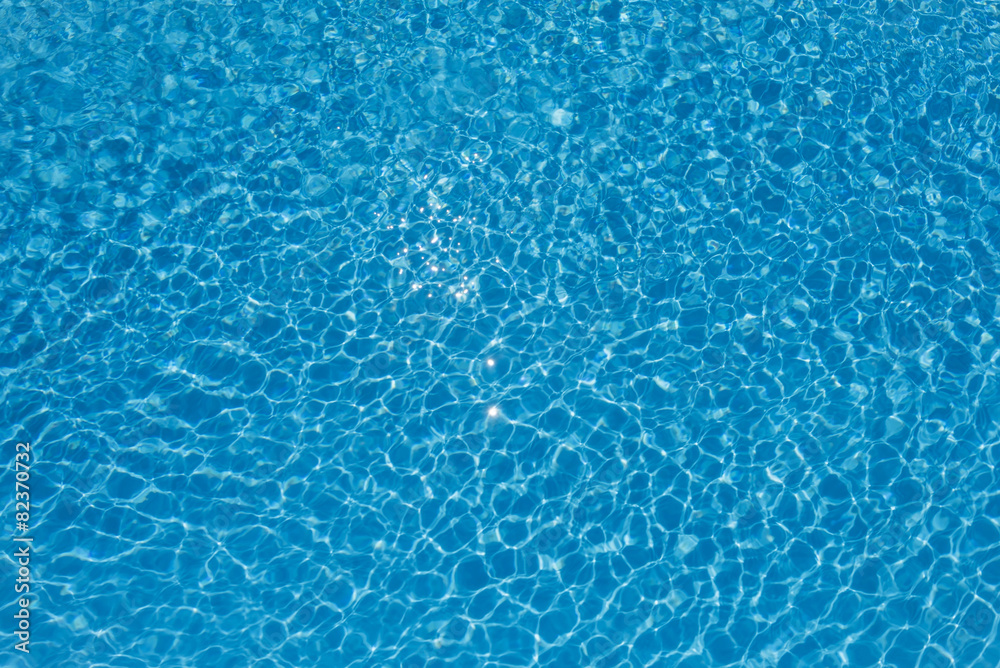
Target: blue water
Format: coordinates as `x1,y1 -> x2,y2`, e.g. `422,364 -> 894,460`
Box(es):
2,0 -> 999,666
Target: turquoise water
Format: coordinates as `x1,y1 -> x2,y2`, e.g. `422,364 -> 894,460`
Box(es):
2,0 -> 1000,666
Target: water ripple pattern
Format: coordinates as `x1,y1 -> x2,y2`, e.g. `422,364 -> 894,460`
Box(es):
1,0 -> 999,666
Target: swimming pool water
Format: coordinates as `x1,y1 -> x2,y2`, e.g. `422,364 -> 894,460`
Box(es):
2,0 -> 1000,666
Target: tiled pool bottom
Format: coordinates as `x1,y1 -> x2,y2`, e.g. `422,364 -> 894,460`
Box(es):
3,0 -> 1000,666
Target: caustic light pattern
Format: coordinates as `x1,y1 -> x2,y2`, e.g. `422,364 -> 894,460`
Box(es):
1,0 -> 1000,667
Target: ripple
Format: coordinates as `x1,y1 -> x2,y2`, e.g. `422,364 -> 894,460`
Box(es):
1,0 -> 998,666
